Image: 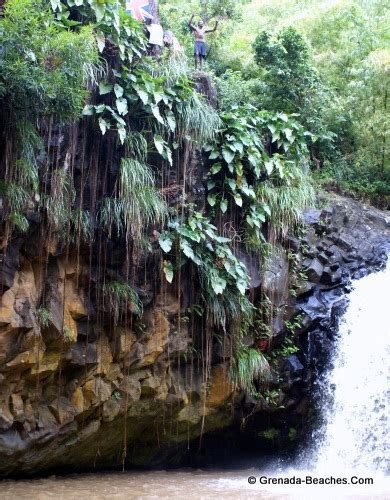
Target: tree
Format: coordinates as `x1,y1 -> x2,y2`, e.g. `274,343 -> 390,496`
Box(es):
253,27 -> 332,165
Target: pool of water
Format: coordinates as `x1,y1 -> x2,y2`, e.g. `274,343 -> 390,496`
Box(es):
2,468 -> 389,500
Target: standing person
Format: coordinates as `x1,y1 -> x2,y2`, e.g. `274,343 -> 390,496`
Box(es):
188,13 -> 218,70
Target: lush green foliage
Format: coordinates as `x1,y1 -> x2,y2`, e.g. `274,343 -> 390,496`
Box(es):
212,0 -> 389,207
159,209 -> 249,296
205,106 -> 314,244
1,0 -> 359,401
0,0 -> 99,120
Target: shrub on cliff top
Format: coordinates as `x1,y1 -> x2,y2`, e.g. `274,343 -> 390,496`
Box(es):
0,0 -> 99,120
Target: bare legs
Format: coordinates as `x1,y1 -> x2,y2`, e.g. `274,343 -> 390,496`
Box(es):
194,56 -> 203,71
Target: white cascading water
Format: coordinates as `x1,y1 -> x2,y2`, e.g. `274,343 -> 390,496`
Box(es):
252,260 -> 390,498
314,260 -> 390,475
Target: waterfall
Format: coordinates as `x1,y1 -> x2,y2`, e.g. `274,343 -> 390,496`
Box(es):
314,260 -> 390,475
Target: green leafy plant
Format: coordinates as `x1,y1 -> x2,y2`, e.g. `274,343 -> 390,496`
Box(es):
103,280 -> 142,325
1,0 -> 99,120
230,344 -> 270,395
36,307 -> 52,328
204,105 -> 313,244
159,209 -> 249,296
100,158 -> 166,240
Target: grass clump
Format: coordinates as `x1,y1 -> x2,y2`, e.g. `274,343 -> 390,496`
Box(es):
230,344 -> 271,396
103,281 -> 143,325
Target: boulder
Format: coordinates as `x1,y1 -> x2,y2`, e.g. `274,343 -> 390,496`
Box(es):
0,401 -> 13,431
49,397 -> 76,425
119,374 -> 142,402
111,327 -> 136,360
306,258 -> 324,283
262,247 -> 289,306
10,394 -> 24,420
70,387 -> 85,415
0,239 -> 22,290
207,365 -> 233,408
102,398 -> 120,422
82,377 -> 112,406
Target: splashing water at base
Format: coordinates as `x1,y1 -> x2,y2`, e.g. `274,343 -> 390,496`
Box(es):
272,258 -> 390,498
313,260 -> 390,475
2,262 -> 389,499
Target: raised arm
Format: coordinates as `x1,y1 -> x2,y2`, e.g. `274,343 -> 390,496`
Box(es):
206,20 -> 219,33
188,13 -> 196,31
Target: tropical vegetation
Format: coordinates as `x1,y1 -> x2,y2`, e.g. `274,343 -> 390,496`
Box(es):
0,0 -> 387,401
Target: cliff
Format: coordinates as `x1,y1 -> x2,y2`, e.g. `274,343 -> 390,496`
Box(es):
0,0 -> 389,478
0,186 -> 388,476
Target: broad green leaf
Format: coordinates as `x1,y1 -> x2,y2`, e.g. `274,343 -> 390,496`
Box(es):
135,88 -> 149,105
111,111 -> 126,127
233,141 -> 244,154
211,276 -> 227,295
153,91 -> 163,104
178,227 -> 201,242
227,178 -> 236,191
236,279 -> 248,295
117,126 -> 126,144
265,159 -> 274,175
151,105 -> 165,125
207,194 -> 217,207
222,148 -> 235,164
95,104 -> 106,114
207,180 -> 216,190
166,111 -> 176,132
99,81 -> 113,96
211,163 -> 222,175
93,1 -> 105,22
234,193 -> 243,207
163,261 -> 174,283
96,31 -> 106,53
267,124 -> 276,134
154,135 -> 165,155
114,84 -> 124,98
263,204 -> 271,216
98,118 -> 109,135
219,199 -> 227,214
283,128 -> 293,142
180,240 -> 201,264
163,146 -> 173,166
116,98 -> 128,116
82,105 -> 94,116
50,0 -> 61,10
159,235 -> 173,253
235,162 -> 243,176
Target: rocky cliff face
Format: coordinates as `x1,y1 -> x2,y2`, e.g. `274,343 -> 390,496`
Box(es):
0,190 -> 388,477
0,246 -> 233,475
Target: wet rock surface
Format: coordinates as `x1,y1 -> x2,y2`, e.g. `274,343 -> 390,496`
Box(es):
0,194 -> 389,476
